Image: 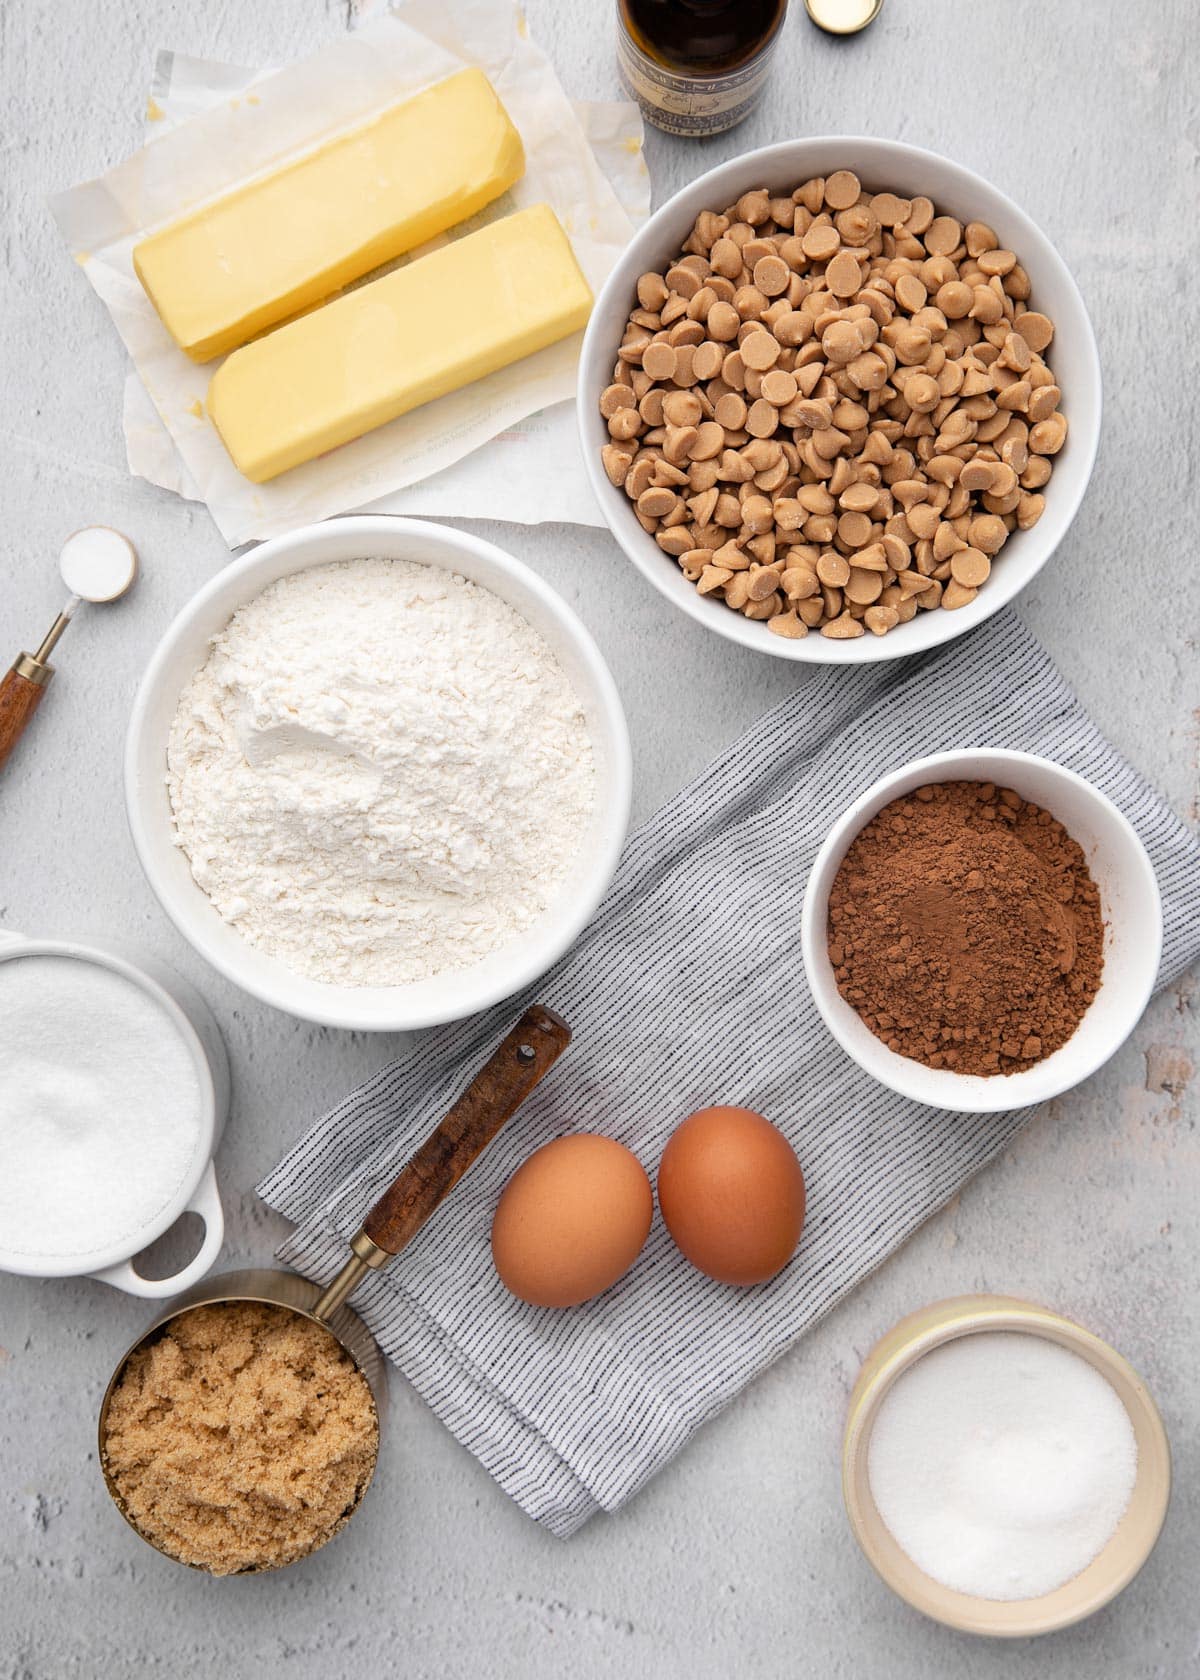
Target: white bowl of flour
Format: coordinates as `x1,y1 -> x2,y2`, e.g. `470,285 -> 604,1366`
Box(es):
126,517 -> 631,1031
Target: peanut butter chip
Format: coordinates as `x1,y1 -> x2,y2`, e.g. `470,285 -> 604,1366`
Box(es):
969,514 -> 1008,554
845,567 -> 884,604
870,192 -> 911,227
600,383 -> 636,418
747,398 -> 780,438
951,546 -> 991,587
706,300 -> 741,341
691,340 -> 723,381
1014,310 -> 1054,353
662,390 -> 702,428
817,551 -> 851,588
608,408 -> 641,442
837,510 -> 873,547
665,263 -> 702,298
637,486 -> 677,519
894,273 -> 927,312
689,421 -> 725,460
753,255 -> 791,296
741,331 -> 783,371
826,250 -> 863,298
821,612 -> 865,639
802,223 -> 841,262
964,220 -> 998,258
941,579 -> 978,610
1030,413 -> 1068,454
865,604 -> 900,635
978,248 -> 1016,276
957,459 -> 992,493
641,342 -> 676,381
760,368 -> 798,406
822,319 -> 862,365
601,445 -> 630,487
935,280 -> 973,319
924,215 -> 962,255
900,202 -> 932,242
713,392 -> 747,430
824,170 -> 861,211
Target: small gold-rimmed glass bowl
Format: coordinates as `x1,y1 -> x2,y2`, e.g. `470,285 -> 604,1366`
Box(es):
841,1295 -> 1171,1637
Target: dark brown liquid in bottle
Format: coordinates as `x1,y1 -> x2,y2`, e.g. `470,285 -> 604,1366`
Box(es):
617,0 -> 787,136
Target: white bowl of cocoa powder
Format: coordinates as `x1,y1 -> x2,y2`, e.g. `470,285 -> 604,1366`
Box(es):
800,750 -> 1161,1111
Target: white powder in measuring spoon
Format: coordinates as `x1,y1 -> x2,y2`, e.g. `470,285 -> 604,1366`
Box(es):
167,558 -> 596,987
0,957 -> 202,1261
867,1331 -> 1138,1601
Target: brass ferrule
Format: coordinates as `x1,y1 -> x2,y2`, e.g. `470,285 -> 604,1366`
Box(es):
13,653 -> 53,687
350,1229 -> 390,1269
310,1232 -> 390,1323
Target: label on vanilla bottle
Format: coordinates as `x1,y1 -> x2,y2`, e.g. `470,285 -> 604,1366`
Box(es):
616,27 -> 779,136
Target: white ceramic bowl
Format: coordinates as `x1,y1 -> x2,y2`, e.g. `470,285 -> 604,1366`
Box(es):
0,931 -> 229,1297
842,1295 -> 1171,1637
126,516 -> 632,1032
799,751 -> 1161,1111
578,136 -> 1101,663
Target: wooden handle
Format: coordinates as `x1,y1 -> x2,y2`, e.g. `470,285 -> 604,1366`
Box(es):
360,1004 -> 570,1257
0,665 -> 49,773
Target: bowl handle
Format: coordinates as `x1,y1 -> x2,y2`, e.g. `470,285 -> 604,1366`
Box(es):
90,1161 -> 225,1298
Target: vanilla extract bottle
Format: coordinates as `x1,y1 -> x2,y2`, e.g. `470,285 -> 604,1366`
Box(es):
617,0 -> 788,137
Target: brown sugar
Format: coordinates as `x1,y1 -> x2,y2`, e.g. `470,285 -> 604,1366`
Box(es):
827,781 -> 1105,1075
102,1302 -> 378,1575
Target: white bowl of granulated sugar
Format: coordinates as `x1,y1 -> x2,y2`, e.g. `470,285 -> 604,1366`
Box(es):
126,517 -> 632,1031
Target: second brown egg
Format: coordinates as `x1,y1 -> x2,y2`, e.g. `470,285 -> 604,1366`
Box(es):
657,1105 -> 806,1286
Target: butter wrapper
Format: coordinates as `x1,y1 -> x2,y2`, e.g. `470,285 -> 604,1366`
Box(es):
50,3 -> 644,546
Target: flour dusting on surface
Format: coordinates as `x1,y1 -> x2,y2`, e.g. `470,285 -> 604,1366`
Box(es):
167,559 -> 596,986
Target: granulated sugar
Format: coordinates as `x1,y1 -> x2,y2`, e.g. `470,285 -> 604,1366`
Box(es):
0,956 -> 201,1260
167,559 -> 596,987
867,1331 -> 1138,1601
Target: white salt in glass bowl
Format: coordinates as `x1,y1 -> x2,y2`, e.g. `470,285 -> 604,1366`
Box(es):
578,137 -> 1101,663
842,1295 -> 1171,1636
799,750 -> 1161,1111
0,931 -> 229,1297
126,516 -> 631,1032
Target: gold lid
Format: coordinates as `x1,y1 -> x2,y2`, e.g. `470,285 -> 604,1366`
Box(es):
805,0 -> 884,35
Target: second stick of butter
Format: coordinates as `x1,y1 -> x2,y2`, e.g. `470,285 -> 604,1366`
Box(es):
207,204 -> 593,484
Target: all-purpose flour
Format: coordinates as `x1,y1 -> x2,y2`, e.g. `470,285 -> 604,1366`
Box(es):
167,559 -> 596,986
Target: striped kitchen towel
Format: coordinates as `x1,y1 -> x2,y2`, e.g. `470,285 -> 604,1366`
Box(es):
258,607 -> 1200,1537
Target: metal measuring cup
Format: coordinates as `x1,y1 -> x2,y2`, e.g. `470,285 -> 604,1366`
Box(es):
98,1003 -> 570,1572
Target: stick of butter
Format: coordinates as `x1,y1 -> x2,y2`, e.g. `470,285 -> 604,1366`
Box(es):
207,203 -> 593,484
133,68 -> 524,363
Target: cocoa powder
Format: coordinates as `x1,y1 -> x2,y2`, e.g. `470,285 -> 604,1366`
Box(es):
827,780 -> 1104,1075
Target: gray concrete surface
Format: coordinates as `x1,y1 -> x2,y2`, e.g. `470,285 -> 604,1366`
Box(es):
2,0 -> 1198,1674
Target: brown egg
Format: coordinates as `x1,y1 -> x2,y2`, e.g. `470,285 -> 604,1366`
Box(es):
491,1134 -> 653,1308
657,1106 -> 805,1285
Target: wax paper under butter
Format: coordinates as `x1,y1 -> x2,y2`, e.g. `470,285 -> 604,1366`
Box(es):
120,47 -> 650,530
49,3 -> 643,547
